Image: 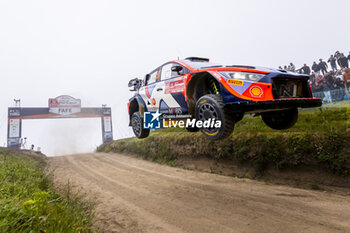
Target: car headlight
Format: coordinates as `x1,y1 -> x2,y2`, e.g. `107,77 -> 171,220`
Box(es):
219,71 -> 265,82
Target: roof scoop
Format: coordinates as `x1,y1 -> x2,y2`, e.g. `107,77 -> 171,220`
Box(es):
226,65 -> 256,69
185,57 -> 210,62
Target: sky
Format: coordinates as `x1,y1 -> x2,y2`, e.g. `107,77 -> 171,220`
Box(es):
0,0 -> 349,156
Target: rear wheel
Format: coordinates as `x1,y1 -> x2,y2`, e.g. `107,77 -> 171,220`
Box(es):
233,112 -> 244,123
261,108 -> 298,130
195,94 -> 235,140
131,112 -> 150,138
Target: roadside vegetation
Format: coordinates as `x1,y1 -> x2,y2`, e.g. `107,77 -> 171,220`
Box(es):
98,106 -> 350,177
0,149 -> 95,233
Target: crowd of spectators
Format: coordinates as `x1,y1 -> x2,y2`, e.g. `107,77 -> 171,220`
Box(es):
279,51 -> 350,102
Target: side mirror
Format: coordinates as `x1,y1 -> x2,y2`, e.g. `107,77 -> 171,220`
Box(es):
171,65 -> 183,74
144,74 -> 150,84
128,78 -> 143,91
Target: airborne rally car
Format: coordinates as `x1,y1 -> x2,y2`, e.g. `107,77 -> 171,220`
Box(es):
128,57 -> 322,140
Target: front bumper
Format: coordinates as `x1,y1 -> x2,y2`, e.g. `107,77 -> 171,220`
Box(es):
227,98 -> 322,113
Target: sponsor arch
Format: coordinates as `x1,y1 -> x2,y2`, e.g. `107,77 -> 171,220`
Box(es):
7,95 -> 113,148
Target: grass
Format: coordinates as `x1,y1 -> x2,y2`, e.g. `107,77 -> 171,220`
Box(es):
98,106 -> 350,176
159,106 -> 349,134
0,149 -> 95,233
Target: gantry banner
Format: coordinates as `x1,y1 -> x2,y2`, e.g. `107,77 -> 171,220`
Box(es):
7,95 -> 113,148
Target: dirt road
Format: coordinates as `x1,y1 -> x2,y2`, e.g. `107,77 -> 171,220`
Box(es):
49,153 -> 350,233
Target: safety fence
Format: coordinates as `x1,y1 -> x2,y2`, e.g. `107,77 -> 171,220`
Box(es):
313,87 -> 350,106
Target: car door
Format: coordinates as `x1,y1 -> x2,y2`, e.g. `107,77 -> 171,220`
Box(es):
139,68 -> 161,112
160,63 -> 189,115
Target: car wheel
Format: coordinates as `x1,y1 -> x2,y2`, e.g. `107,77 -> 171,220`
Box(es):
234,112 -> 244,123
195,94 -> 235,140
186,124 -> 199,132
131,112 -> 150,138
261,108 -> 298,130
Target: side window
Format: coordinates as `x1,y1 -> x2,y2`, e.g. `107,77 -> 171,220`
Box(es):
171,66 -> 189,78
160,64 -> 173,81
147,69 -> 161,85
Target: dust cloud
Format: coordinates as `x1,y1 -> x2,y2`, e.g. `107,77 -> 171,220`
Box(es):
22,118 -> 102,156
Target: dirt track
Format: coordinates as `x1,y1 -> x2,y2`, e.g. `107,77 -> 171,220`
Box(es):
49,153 -> 350,233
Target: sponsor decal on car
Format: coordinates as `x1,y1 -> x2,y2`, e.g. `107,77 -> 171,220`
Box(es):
151,98 -> 156,105
227,79 -> 244,86
165,80 -> 185,94
249,86 -> 263,98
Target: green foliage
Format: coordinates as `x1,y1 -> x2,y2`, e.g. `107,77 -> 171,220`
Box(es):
0,150 -> 95,233
97,107 -> 350,176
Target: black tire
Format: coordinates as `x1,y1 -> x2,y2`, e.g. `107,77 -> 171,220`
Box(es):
233,112 -> 244,123
186,124 -> 200,132
261,108 -> 298,130
131,112 -> 150,138
195,94 -> 235,140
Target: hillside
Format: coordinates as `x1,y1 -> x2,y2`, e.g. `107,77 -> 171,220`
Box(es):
98,107 -> 350,189
0,148 -> 95,233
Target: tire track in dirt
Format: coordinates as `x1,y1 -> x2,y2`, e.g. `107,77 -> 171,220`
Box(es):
93,154 -> 350,231
49,153 -> 350,233
64,155 -> 185,233
69,154 -> 238,232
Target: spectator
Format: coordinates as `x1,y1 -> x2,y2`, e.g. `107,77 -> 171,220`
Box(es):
324,72 -> 333,87
338,53 -> 349,69
312,61 -> 320,74
342,69 -> 350,99
310,71 -> 316,81
335,51 -> 341,60
327,55 -> 337,71
318,58 -> 328,74
315,74 -> 324,84
333,77 -> 345,89
344,68 -> 350,83
275,49 -> 350,103
300,64 -> 311,75
288,62 -> 295,72
313,81 -> 322,92
321,80 -> 332,103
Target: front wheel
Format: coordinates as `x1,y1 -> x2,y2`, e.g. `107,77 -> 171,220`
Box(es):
131,112 -> 150,138
261,108 -> 298,130
195,94 -> 235,140
186,124 -> 200,132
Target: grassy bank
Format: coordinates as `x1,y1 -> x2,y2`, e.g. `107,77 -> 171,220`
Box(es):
0,149 -> 95,233
98,107 -> 350,177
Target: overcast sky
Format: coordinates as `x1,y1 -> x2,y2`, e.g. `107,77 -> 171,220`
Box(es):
0,0 -> 349,155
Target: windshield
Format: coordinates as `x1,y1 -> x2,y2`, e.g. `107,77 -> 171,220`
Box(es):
181,60 -> 222,70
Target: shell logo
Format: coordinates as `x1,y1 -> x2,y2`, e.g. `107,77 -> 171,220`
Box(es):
249,86 -> 263,98
151,98 -> 156,105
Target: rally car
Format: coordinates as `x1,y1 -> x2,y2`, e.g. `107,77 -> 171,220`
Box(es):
128,57 -> 322,140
